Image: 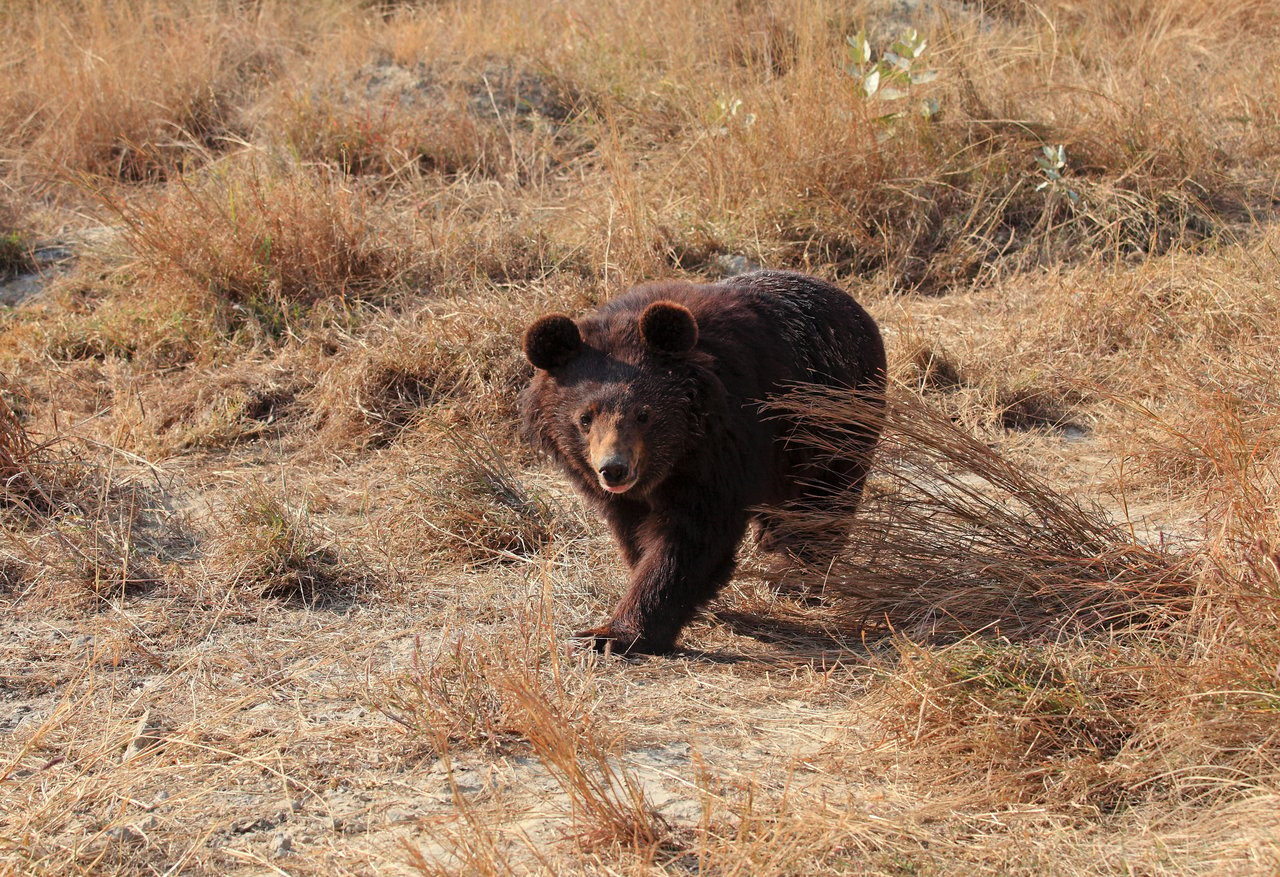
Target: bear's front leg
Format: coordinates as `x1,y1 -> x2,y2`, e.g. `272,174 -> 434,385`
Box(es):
598,498 -> 648,569
574,509 -> 744,654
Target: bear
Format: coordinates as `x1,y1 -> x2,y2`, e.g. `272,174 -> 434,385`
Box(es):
518,270 -> 886,655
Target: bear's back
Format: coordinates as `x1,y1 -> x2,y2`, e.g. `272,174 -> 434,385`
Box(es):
584,271 -> 883,397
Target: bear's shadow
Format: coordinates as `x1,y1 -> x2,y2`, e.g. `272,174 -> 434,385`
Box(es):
696,607 -> 881,663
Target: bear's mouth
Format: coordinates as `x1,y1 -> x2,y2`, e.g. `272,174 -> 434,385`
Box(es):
600,474 -> 638,494
593,449 -> 639,494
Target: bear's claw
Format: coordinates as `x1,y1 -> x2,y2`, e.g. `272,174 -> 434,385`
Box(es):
571,624 -> 671,656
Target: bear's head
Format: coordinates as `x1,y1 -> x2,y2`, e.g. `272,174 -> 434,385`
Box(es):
522,301 -> 707,497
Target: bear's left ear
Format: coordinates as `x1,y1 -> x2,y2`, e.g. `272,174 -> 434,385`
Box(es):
639,301 -> 698,356
524,314 -> 583,371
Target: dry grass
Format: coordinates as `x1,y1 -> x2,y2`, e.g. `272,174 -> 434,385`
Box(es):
100,158 -> 417,336
0,200 -> 38,279
0,0 -> 296,182
206,485 -> 370,605
106,357 -> 296,455
772,388 -> 1194,637
306,303 -> 527,450
0,391 -> 40,506
2,0 -> 1279,873
414,440 -> 567,566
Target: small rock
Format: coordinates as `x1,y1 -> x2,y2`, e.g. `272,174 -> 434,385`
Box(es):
230,816 -> 276,835
711,254 -> 761,277
107,825 -> 145,845
33,245 -> 74,265
270,832 -> 292,856
331,816 -> 367,835
1,705 -> 32,734
147,789 -> 170,811
122,709 -> 166,762
0,274 -> 44,307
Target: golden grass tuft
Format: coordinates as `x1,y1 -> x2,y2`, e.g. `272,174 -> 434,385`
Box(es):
771,387 -> 1193,638
275,86 -> 502,179
378,625 -> 675,868
417,440 -> 567,565
0,392 -> 40,508
308,305 -> 526,449
502,674 -> 675,855
210,486 -> 368,605
0,0 -> 286,182
0,381 -> 101,529
389,631 -> 673,855
380,636 -> 524,755
110,358 -> 296,456
0,442 -> 168,605
100,158 -> 417,338
261,57 -> 587,183
867,638 -> 1155,809
0,200 -> 37,279
14,271 -> 216,369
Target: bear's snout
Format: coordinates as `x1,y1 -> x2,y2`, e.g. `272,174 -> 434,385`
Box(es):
586,413 -> 642,493
598,458 -> 634,491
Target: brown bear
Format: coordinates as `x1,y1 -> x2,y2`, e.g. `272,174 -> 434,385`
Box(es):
519,270 -> 886,655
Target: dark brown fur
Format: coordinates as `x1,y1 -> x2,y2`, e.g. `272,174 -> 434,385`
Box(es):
520,270 -> 886,654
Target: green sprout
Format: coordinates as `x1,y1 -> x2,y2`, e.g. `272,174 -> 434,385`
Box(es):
846,28 -> 940,123
1034,144 -> 1080,203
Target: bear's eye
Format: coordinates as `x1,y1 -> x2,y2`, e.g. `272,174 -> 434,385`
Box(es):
578,411 -> 594,430
636,408 -> 650,424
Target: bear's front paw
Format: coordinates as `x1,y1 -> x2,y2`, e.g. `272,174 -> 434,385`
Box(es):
571,623 -> 672,656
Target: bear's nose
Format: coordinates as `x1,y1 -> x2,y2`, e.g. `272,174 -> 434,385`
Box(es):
599,462 -> 631,486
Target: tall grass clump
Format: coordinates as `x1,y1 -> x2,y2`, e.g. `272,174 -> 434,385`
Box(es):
307,305 -> 526,449
0,384 -> 94,523
502,674 -> 674,855
0,393 -> 41,510
210,487 -> 366,605
0,387 -> 172,603
108,357 -> 296,455
101,158 -> 415,338
867,638 -> 1159,809
0,200 -> 37,278
415,439 -> 567,566
768,387 -> 1193,637
274,87 -> 502,179
1174,396 -> 1280,760
589,0 -> 1280,287
0,0 -> 288,181
773,382 -> 1279,814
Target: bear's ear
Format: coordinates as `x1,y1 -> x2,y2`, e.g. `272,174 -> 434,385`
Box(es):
639,301 -> 698,356
524,314 -> 583,371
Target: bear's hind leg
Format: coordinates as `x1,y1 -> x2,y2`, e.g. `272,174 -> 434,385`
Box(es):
760,454 -> 875,589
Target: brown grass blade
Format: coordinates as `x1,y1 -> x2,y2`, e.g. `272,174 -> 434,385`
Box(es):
769,386 -> 1195,637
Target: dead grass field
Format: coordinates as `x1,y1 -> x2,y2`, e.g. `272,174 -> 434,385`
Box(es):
1,0 -> 1278,873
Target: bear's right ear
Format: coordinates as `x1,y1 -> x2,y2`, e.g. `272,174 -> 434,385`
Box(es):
524,314 -> 583,371
639,301 -> 698,356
